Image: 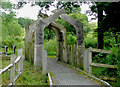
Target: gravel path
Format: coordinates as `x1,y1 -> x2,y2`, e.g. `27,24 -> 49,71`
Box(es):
47,58 -> 100,86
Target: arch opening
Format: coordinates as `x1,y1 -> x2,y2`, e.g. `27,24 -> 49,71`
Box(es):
25,9 -> 85,71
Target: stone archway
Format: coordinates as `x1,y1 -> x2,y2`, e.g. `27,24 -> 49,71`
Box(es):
25,9 -> 85,71
49,22 -> 67,62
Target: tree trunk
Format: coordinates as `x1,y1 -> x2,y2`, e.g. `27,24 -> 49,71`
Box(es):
97,3 -> 104,49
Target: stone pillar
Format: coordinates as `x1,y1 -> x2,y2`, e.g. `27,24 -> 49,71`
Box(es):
42,50 -> 47,74
75,23 -> 85,70
74,44 -> 77,67
56,39 -> 60,61
34,20 -> 45,71
63,28 -> 67,63
77,44 -> 85,70
31,34 -> 35,63
34,44 -> 44,71
59,42 -> 63,62
70,44 -> 74,65
59,32 -> 63,62
67,45 -> 71,64
84,49 -> 89,73
25,26 -> 29,60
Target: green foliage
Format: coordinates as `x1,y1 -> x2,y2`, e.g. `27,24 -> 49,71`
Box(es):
1,60 -> 48,85
18,17 -> 33,28
55,11 -> 91,36
15,60 -> 48,85
92,67 -> 106,77
55,18 -> 76,34
44,28 -> 55,41
44,38 -> 57,56
57,2 -> 81,14
69,11 -> 90,36
1,2 -> 13,10
67,33 -> 76,45
1,2 -> 25,53
88,22 -> 97,32
84,32 -> 97,48
2,18 -> 25,48
118,46 -> 120,86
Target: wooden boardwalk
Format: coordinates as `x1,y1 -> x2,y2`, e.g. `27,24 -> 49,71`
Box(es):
47,58 -> 101,86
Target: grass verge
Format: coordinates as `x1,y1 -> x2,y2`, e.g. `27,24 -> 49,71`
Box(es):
1,59 -> 48,85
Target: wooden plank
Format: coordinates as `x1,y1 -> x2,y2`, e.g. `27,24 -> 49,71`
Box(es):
14,56 -> 21,64
0,56 -> 21,75
89,48 -> 112,54
10,55 -> 15,85
90,63 -> 117,69
18,49 -> 23,72
14,72 -> 22,82
0,64 -> 13,74
0,55 -> 11,60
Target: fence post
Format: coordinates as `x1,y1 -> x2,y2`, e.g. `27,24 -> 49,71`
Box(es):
10,54 -> 16,85
88,47 -> 92,74
18,49 -> 23,73
67,45 -> 71,64
84,49 -> 89,73
74,44 -> 77,67
71,44 -> 74,65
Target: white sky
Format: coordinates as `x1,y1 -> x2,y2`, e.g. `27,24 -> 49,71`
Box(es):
9,0 -> 97,22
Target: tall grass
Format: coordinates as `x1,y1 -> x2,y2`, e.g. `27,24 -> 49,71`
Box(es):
84,31 -> 97,48
44,38 -> 57,56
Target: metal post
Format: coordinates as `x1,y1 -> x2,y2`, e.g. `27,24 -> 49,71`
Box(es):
13,46 -> 16,54
5,46 -> 8,55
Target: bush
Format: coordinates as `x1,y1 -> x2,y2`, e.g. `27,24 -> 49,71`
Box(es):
44,38 -> 57,56
67,33 -> 77,45
84,36 -> 97,48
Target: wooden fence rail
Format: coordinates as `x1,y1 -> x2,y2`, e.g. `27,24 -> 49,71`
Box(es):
84,47 -> 117,74
0,49 -> 23,86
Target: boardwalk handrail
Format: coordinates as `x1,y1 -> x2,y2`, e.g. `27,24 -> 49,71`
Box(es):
0,56 -> 22,75
84,47 -> 117,74
0,49 -> 23,86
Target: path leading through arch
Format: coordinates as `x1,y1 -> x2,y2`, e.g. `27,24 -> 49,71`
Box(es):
47,58 -> 100,86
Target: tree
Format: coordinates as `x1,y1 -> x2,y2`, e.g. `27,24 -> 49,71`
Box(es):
15,1 -> 81,17
1,2 -> 24,48
96,2 -> 104,49
101,2 -> 120,44
55,11 -> 90,36
44,28 -> 55,41
18,17 -> 33,28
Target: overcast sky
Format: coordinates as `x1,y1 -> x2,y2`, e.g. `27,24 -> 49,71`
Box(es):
10,0 -> 97,22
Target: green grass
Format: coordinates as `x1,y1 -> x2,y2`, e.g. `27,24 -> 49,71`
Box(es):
1,59 -> 48,85
44,38 -> 57,56
47,56 -> 56,58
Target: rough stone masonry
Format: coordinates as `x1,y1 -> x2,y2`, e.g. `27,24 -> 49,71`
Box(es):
25,9 -> 85,71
